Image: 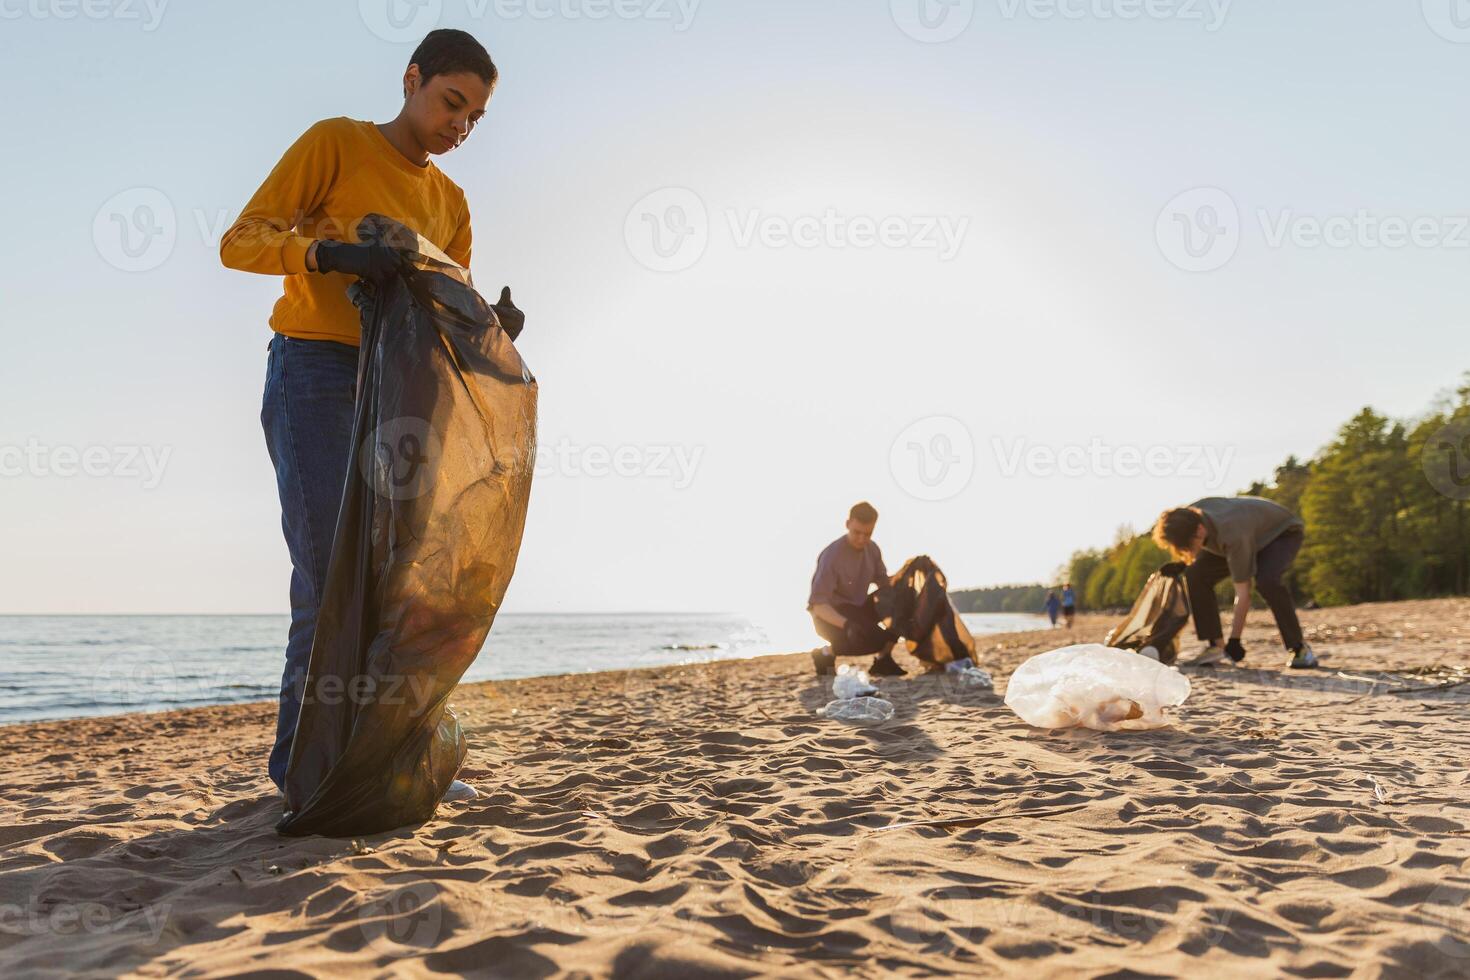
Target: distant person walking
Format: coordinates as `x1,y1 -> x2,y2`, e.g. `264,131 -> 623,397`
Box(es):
1043,590 -> 1061,627
807,501 -> 904,677
1153,496 -> 1318,669
1061,583 -> 1077,628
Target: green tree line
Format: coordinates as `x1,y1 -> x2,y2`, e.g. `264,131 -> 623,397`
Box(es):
950,584 -> 1053,614
1057,375 -> 1470,610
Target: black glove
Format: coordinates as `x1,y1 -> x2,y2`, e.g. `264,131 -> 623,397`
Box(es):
1159,561 -> 1187,578
492,286 -> 525,341
314,240 -> 405,283
1224,638 -> 1246,663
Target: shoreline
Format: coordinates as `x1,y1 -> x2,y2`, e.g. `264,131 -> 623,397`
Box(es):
0,611 -> 1057,729
2,597 -> 1467,977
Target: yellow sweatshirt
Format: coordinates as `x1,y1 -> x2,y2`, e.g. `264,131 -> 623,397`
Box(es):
219,116 -> 471,347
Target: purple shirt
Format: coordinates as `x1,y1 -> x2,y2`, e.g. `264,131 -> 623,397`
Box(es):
808,536 -> 888,610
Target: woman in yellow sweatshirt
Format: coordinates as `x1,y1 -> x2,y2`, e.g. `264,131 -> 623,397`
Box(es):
219,29 -> 512,801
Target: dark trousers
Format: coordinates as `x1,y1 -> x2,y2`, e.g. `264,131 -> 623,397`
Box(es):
260,335 -> 359,791
1186,530 -> 1305,651
813,601 -> 894,656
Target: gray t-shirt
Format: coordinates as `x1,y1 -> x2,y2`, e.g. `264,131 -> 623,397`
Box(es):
808,536 -> 888,610
1193,496 -> 1305,582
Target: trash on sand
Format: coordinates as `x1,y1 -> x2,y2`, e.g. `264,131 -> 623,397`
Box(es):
1004,643 -> 1191,731
1104,570 -> 1191,665
832,664 -> 879,699
945,657 -> 994,690
818,696 -> 895,724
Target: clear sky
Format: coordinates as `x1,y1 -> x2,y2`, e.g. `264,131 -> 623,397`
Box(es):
2,0 -> 1468,622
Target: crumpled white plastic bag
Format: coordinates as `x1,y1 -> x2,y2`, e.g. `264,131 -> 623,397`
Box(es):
832,664 -> 879,699
1003,643 -> 1190,731
818,696 -> 895,723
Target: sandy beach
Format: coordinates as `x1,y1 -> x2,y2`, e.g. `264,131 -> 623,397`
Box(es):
2,598 -> 1468,978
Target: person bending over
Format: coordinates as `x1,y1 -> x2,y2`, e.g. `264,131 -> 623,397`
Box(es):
1153,496 -> 1318,670
807,501 -> 905,678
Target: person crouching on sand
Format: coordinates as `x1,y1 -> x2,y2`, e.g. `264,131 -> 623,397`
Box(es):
807,501 -> 905,678
1152,496 -> 1319,670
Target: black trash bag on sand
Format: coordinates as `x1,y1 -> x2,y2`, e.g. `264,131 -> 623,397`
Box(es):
1103,569 -> 1191,665
278,214 -> 536,837
874,555 -> 977,667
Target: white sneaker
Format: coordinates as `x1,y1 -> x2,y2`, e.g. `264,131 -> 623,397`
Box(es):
1181,643 -> 1226,666
442,779 -> 479,803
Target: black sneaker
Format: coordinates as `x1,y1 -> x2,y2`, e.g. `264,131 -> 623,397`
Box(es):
810,646 -> 836,676
869,652 -> 907,677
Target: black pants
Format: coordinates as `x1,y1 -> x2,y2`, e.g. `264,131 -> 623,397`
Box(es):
1186,530 -> 1305,651
813,601 -> 894,656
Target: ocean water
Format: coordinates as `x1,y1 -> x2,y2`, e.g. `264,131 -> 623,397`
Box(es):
0,612 -> 1050,724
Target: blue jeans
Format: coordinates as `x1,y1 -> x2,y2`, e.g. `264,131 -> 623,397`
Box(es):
260,334 -> 359,791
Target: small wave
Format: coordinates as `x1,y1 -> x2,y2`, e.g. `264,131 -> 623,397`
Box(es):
659,643 -> 727,652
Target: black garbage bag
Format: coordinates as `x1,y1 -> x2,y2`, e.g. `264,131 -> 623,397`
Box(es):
874,556 -> 976,666
277,214 -> 537,837
1103,570 -> 1191,665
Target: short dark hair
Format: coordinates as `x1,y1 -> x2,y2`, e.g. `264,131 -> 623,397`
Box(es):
1153,507 -> 1204,559
849,501 -> 878,524
409,29 -> 497,89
